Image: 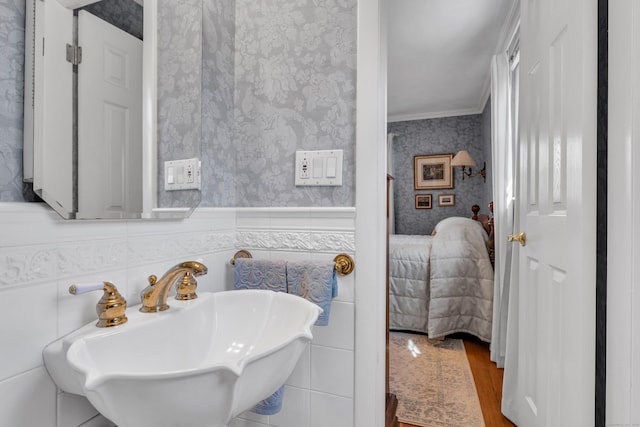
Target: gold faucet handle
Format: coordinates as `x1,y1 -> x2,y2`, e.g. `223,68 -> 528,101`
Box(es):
175,271 -> 198,301
174,261 -> 207,301
69,282 -> 128,328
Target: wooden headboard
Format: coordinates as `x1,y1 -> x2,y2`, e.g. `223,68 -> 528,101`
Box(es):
471,203 -> 495,268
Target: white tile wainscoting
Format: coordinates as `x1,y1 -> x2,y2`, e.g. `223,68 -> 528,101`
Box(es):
0,203 -> 355,427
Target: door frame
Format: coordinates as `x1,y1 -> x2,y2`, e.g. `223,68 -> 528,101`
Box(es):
355,1 -> 609,426
354,0 -> 387,426
606,1 -> 640,424
595,0 -> 607,424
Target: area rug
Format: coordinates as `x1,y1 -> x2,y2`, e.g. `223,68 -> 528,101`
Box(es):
388,331 -> 485,427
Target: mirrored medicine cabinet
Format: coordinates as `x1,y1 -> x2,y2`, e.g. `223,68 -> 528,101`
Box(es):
23,0 -> 203,220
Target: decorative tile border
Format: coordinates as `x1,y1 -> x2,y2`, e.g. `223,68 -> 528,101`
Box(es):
0,205 -> 237,288
0,229 -> 236,288
0,246 -> 60,287
0,206 -> 356,288
235,230 -> 355,253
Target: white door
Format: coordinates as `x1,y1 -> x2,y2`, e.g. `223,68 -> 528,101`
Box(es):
29,0 -> 74,217
77,11 -> 143,219
516,0 -> 597,426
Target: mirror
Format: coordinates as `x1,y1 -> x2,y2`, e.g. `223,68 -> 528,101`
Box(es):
23,0 -> 202,219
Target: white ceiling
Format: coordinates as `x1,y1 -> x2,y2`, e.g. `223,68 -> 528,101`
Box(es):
387,0 -> 518,122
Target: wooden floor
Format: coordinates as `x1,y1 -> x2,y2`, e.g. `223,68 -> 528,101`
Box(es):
398,335 -> 516,427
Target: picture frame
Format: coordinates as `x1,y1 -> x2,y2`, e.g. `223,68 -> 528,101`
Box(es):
414,154 -> 454,190
438,194 -> 455,207
415,194 -> 432,209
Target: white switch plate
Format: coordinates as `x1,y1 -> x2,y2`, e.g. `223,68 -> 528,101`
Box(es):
295,150 -> 343,186
164,158 -> 201,191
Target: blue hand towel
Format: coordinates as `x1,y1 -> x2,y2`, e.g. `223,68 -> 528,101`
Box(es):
233,258 -> 287,415
286,261 -> 338,326
233,258 -> 287,292
251,385 -> 285,415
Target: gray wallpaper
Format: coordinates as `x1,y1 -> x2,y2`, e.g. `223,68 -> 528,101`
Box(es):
200,0 -> 236,207
233,0 -> 357,207
388,109 -> 493,235
156,0 -> 203,209
0,0 -> 27,202
0,0 -> 358,209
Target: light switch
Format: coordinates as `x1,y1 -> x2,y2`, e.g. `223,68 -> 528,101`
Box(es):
313,158 -> 324,178
326,157 -> 337,178
167,167 -> 175,184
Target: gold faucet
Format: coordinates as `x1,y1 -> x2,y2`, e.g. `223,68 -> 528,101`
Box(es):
139,261 -> 208,313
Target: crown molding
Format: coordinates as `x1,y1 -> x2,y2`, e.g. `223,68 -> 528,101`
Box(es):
387,107 -> 484,123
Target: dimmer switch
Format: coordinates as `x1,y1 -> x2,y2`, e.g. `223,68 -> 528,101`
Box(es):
326,157 -> 337,178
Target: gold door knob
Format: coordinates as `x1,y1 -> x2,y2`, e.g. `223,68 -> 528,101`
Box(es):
508,232 -> 526,246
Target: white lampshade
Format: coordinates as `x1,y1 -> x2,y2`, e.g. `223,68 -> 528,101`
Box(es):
451,150 -> 476,167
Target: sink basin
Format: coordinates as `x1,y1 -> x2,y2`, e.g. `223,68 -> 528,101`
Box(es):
43,289 -> 321,427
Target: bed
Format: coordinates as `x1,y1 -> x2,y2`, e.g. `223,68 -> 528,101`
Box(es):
388,206 -> 495,342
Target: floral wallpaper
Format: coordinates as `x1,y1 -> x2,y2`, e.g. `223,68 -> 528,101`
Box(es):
200,0 -> 236,207
233,0 -> 356,207
0,0 -> 29,202
388,109 -> 492,236
156,0 -> 203,208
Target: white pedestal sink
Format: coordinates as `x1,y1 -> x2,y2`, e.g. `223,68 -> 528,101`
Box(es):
43,290 -> 321,427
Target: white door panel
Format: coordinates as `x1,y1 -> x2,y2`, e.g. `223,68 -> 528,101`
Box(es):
517,0 -> 596,425
77,10 -> 143,219
29,0 -> 74,217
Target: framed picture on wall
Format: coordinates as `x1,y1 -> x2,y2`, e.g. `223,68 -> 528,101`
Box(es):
414,154 -> 454,190
438,194 -> 455,207
415,194 -> 432,209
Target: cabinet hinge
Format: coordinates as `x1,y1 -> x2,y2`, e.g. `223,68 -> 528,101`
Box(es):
66,44 -> 82,65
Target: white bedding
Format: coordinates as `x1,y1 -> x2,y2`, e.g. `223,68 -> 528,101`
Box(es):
388,218 -> 494,342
